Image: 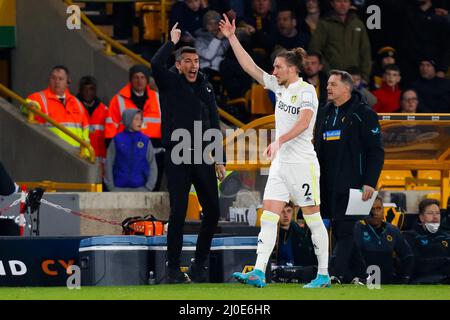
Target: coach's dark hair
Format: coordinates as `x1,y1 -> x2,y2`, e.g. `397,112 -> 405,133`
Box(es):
418,198 -> 440,215
330,69 -> 354,91
175,46 -> 198,62
276,47 -> 307,71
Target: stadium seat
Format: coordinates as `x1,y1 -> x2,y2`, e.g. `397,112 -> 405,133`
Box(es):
417,170 -> 441,180
377,170 -> 413,190
250,84 -> 274,116
186,192 -> 202,220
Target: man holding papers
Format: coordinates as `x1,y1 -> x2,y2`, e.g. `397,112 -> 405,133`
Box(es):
314,70 -> 384,284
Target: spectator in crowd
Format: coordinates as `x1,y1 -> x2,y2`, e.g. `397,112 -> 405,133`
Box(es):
104,109 -> 157,192
105,64 -> 164,190
412,58 -> 450,113
219,31 -> 253,121
347,66 -> 377,108
27,66 -> 90,155
354,196 -> 414,284
169,0 -> 208,46
372,64 -> 402,113
362,1 -> 405,60
404,199 -> 450,284
314,70 -> 384,284
276,202 -> 317,267
434,0 -> 450,23
269,9 -> 310,52
301,51 -> 329,108
0,162 -> 18,196
240,0 -> 276,60
208,0 -> 237,20
399,0 -> 450,84
76,76 -> 109,165
371,46 -> 397,90
398,89 -> 420,113
309,0 -> 372,82
302,0 -> 323,35
195,10 -> 230,76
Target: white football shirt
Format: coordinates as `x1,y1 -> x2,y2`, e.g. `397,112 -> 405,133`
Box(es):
263,72 -> 319,163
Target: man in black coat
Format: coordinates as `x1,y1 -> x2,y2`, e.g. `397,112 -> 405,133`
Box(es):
314,70 -> 384,283
0,162 -> 18,196
403,199 -> 450,284
151,23 -> 226,284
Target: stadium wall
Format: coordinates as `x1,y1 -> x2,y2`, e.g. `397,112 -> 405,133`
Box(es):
0,97 -> 100,183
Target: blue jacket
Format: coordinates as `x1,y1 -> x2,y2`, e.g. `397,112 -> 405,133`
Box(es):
114,130 -> 149,188
105,130 -> 158,191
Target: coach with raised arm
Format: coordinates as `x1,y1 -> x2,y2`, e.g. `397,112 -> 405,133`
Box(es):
314,70 -> 385,284
150,23 -> 226,284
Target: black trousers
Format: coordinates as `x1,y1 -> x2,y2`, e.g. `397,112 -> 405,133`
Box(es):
165,151 -> 220,269
330,220 -> 367,282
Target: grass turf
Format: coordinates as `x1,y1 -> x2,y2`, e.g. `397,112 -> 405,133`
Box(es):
0,284 -> 449,300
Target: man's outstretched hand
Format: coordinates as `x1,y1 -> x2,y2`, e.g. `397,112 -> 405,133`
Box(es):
219,14 -> 236,39
170,22 -> 181,45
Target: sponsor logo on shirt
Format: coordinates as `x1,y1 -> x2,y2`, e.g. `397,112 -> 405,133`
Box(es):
278,100 -> 301,115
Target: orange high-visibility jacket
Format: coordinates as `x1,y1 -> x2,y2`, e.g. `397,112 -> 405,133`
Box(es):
105,84 -> 161,139
86,101 -> 108,163
27,88 -> 90,149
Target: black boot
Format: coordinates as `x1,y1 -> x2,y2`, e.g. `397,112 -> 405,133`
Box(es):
166,268 -> 191,284
187,261 -> 209,283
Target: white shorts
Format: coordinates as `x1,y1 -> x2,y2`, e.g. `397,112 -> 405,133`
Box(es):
263,159 -> 321,207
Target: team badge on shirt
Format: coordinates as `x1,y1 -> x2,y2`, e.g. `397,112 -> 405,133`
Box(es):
137,141 -> 145,149
291,95 -> 297,104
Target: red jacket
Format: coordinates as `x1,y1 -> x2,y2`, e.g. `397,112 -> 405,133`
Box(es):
372,83 -> 402,113
85,101 -> 108,162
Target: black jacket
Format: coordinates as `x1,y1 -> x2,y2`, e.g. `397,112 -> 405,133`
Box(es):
276,222 -> 317,267
0,162 -> 16,196
399,3 -> 450,82
314,90 -> 384,219
150,41 -> 224,163
354,219 -> 414,284
403,225 -> 450,284
412,77 -> 450,113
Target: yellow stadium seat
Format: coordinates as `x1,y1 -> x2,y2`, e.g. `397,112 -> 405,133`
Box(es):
250,84 -> 274,116
418,170 -> 441,180
186,192 -> 202,220
425,193 -> 441,201
377,170 -> 413,190
142,5 -> 164,41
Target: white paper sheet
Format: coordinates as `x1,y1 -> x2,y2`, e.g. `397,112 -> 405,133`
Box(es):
345,189 -> 379,216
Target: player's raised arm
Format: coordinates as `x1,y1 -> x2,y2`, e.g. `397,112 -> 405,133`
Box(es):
219,14 -> 264,85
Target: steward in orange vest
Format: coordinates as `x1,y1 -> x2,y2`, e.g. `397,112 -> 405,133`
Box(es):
27,66 -> 90,155
105,65 -> 161,140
